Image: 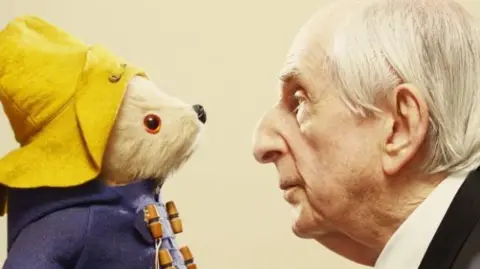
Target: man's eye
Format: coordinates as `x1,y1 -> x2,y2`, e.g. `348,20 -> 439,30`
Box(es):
293,90 -> 307,113
294,95 -> 306,104
294,89 -> 307,102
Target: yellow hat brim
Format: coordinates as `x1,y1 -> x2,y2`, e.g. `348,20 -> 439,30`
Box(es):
0,103 -> 98,189
0,102 -> 98,215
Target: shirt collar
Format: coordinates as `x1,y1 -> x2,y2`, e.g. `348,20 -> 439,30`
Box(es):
374,172 -> 468,269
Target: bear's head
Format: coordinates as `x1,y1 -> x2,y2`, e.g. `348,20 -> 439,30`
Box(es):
101,76 -> 206,186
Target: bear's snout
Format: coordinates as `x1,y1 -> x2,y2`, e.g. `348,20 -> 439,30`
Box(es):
193,104 -> 206,124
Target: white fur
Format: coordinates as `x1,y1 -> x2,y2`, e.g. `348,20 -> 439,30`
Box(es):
101,76 -> 204,185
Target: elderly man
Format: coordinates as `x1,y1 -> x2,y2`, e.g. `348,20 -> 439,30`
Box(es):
252,0 -> 480,268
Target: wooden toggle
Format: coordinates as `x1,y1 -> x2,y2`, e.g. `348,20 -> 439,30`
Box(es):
144,204 -> 163,240
166,201 -> 183,234
158,249 -> 175,269
145,204 -> 160,220
180,246 -> 197,269
148,222 -> 163,240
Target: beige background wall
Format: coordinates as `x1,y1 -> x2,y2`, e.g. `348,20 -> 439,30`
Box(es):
0,0 -> 368,268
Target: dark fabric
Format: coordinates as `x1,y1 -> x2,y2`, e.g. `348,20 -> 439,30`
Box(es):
0,185 -> 7,216
2,178 -> 165,269
453,219 -> 480,269
418,167 -> 480,269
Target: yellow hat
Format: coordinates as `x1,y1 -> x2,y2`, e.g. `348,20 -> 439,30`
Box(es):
0,16 -> 146,215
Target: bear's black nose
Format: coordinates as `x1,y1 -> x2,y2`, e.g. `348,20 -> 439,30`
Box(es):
193,104 -> 206,124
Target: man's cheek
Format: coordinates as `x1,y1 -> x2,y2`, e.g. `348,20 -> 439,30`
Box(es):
300,120 -> 326,152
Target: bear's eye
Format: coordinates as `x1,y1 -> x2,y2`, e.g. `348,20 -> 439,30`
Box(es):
143,114 -> 161,134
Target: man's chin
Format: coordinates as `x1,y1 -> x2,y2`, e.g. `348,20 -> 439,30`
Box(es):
291,213 -> 330,239
291,224 -> 312,238
291,223 -> 330,239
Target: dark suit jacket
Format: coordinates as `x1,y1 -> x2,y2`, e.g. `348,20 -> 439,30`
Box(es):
2,179 -> 186,269
418,167 -> 480,269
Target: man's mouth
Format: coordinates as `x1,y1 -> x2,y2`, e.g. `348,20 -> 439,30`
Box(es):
279,181 -> 298,190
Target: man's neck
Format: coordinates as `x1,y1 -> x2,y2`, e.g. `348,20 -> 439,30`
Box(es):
359,172 -> 448,259
315,232 -> 381,266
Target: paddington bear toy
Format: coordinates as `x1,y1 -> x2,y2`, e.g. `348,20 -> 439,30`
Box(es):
0,16 -> 206,269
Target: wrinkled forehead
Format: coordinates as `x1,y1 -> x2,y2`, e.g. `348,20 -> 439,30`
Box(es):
280,0 -> 373,82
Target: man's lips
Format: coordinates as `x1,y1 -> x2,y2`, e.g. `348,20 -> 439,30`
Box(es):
279,180 -> 298,190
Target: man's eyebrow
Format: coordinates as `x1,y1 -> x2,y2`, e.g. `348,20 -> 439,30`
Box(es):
278,66 -> 300,83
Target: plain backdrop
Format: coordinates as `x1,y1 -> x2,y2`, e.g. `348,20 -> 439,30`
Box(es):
0,0 -> 372,268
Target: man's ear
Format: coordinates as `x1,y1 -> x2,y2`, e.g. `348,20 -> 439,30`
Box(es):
382,83 -> 429,175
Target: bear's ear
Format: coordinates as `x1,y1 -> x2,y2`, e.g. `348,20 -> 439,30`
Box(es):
75,46 -> 147,171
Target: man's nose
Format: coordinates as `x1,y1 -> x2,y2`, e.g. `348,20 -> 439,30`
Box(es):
252,113 -> 285,164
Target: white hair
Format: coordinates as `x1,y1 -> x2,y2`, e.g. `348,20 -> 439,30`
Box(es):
324,0 -> 480,174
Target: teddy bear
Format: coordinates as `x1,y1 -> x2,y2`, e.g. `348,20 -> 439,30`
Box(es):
0,16 -> 206,269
